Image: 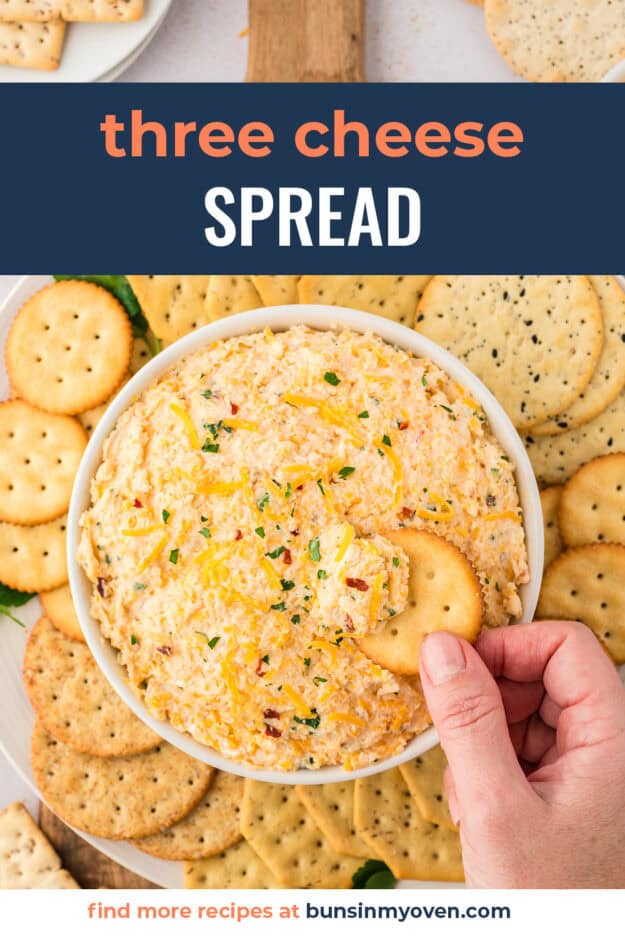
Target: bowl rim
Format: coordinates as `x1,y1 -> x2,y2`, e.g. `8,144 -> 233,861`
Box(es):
602,59 -> 625,82
67,304 -> 544,784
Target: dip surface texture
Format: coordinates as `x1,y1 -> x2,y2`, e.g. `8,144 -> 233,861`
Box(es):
79,326 -> 528,770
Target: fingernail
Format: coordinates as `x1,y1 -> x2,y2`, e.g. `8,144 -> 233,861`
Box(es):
421,633 -> 466,685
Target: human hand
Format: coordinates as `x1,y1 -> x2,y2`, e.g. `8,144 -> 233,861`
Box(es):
419,620 -> 625,888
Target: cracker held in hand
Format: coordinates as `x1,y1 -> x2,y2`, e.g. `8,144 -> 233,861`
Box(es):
295,781 -> 371,859
299,275 -> 432,326
356,529 -> 483,675
240,779 -> 361,888
0,0 -> 60,20
6,281 -> 132,415
485,0 -> 625,83
354,768 -> 464,881
62,0 -> 143,20
24,616 -> 161,757
537,544 -> 625,664
40,584 -> 84,642
0,20 -> 65,70
0,515 -> 67,592
0,802 -> 79,889
399,745 -> 457,832
526,387 -> 625,486
134,771 -> 243,861
31,723 -> 213,840
540,485 -> 563,569
251,276 -> 300,306
415,276 -> 603,431
185,840 -> 283,889
532,278 -> 625,436
0,401 -> 86,526
559,454 -> 625,548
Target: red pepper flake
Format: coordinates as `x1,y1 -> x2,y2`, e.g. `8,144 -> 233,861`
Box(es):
398,421 -> 409,431
157,645 -> 172,656
133,498 -> 143,508
344,613 -> 355,632
235,529 -> 243,541
283,548 -> 292,565
296,485 -> 304,491
255,657 -> 267,677
230,402 -> 239,415
265,724 -> 282,738
263,708 -> 280,719
398,506 -> 415,521
96,577 -> 106,598
346,577 -> 369,592
290,529 -> 299,537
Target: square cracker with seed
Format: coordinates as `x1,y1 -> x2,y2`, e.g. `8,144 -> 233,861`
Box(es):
0,20 -> 65,70
0,802 -> 79,889
0,0 -> 60,21
62,0 -> 143,20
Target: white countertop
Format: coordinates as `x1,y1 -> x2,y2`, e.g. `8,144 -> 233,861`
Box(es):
0,0 -> 519,813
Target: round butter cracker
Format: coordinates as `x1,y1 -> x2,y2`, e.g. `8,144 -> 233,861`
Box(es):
0,400 -> 86,525
31,723 -> 213,841
559,453 -> 625,548
416,275 -> 603,431
40,584 -> 84,642
6,280 -> 132,415
0,515 -> 67,593
485,0 -> 625,83
355,529 -> 483,676
540,485 -> 563,569
537,543 -> 625,664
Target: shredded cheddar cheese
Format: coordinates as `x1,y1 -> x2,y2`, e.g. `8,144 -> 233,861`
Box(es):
169,403 -> 201,449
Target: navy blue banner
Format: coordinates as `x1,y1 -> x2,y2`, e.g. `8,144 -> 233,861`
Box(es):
0,82 -> 623,272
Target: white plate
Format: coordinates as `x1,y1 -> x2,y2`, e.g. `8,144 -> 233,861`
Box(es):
0,275 -> 622,887
0,0 -> 172,83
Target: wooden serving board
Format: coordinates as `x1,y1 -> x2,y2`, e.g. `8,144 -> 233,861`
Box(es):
247,0 -> 365,82
39,806 -> 159,890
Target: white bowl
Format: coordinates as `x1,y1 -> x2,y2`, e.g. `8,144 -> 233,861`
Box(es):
602,59 -> 625,82
68,305 -> 543,784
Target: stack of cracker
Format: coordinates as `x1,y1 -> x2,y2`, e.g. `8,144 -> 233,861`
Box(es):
0,0 -> 143,71
185,744 -> 464,888
464,0 -> 625,82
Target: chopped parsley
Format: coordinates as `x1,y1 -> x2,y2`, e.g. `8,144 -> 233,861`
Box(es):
303,657 -> 311,669
195,632 -> 220,649
382,434 -> 392,447
261,654 -> 270,665
392,556 -> 400,568
284,482 -> 293,499
201,389 -> 213,399
266,546 -> 285,559
133,582 -> 147,591
169,548 -> 179,565
313,675 -> 327,686
130,634 -> 138,645
201,515 -> 208,522
352,859 -> 397,890
338,466 -> 355,480
280,579 -> 295,591
440,404 -> 453,414
104,554 -> 112,565
293,709 -> 321,730
270,601 -> 287,612
316,479 -> 325,496
317,569 -> 328,580
291,614 -> 301,624
358,410 -> 369,419
323,371 -> 340,386
491,467 -> 500,476
162,509 -> 170,524
421,374 -> 428,387
255,526 -> 265,538
202,441 -> 220,454
308,537 -> 321,563
257,493 -> 270,512
199,527 -> 211,539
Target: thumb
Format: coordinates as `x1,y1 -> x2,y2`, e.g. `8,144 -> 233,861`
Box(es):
419,631 -> 529,821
